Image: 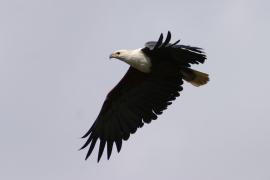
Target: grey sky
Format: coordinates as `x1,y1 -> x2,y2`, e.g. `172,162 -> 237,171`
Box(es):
0,0 -> 269,179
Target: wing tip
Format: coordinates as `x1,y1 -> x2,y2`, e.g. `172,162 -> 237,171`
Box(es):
154,33 -> 164,49
162,31 -> 172,47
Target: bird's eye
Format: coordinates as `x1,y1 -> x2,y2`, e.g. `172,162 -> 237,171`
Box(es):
116,52 -> 120,55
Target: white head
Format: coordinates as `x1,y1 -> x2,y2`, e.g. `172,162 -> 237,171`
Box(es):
109,50 -> 131,62
109,49 -> 152,73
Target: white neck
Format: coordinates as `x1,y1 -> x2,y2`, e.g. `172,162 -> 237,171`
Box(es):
121,49 -> 152,73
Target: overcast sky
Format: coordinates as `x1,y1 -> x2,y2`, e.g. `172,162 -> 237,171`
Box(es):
1,0 -> 270,179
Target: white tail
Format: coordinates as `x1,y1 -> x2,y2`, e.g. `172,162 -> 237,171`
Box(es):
181,68 -> 209,87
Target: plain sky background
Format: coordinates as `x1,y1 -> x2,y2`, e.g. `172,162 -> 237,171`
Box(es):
1,0 -> 269,179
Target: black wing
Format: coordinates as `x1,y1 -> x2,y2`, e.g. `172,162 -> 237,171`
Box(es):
80,66 -> 183,162
144,31 -> 206,67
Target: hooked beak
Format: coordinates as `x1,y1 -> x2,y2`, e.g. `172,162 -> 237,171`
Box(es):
109,53 -> 116,59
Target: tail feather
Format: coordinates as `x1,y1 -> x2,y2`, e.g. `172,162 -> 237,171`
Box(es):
181,68 -> 209,87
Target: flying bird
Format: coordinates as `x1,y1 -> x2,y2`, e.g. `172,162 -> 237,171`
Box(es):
80,31 -> 209,162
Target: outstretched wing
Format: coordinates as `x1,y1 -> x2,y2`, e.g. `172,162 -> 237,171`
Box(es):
80,66 -> 183,162
144,31 -> 206,67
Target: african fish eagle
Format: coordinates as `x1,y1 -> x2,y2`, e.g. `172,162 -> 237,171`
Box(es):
80,31 -> 209,162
